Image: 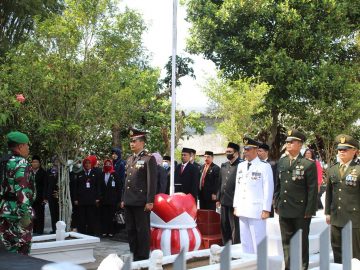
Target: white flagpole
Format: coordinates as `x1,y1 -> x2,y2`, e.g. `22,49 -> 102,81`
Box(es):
170,0 -> 177,195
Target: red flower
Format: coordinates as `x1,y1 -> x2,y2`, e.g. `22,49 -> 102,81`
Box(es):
16,94 -> 26,103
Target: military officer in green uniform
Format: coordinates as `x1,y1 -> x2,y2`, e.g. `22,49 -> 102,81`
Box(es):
0,131 -> 35,254
121,128 -> 157,261
325,134 -> 360,263
274,129 -> 318,270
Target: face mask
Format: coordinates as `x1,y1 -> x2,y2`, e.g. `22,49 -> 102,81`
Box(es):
74,163 -> 81,169
162,162 -> 169,169
226,154 -> 234,161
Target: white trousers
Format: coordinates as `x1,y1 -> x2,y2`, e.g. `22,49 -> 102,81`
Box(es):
239,216 -> 266,254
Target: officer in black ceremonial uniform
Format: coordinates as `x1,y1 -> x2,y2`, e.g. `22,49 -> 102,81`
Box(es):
174,148 -> 200,200
44,157 -> 60,233
216,142 -> 243,244
274,129 -> 317,270
325,134 -> 360,263
121,128 -> 157,261
74,156 -> 101,236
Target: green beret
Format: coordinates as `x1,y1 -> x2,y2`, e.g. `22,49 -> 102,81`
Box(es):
285,129 -> 306,142
6,131 -> 30,144
335,134 -> 359,150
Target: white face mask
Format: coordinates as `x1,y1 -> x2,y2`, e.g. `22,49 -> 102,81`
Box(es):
162,161 -> 170,169
74,163 -> 81,169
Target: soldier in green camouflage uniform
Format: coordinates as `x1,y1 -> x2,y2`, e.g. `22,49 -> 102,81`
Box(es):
0,131 -> 35,255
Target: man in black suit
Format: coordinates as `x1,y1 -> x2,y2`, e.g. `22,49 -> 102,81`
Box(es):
216,142 -> 243,244
174,148 -> 200,200
121,128 -> 157,261
31,155 -> 46,235
199,151 -> 220,210
257,143 -> 277,217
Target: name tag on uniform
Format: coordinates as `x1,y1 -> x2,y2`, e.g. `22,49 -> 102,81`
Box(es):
112,181 -> 115,187
86,182 -> 90,188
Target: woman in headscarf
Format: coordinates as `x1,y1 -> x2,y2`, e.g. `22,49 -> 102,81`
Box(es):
99,159 -> 122,237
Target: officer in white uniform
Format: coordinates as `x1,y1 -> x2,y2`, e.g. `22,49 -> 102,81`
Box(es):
233,137 -> 274,254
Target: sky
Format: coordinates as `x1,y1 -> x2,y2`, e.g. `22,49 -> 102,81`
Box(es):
120,0 -> 217,112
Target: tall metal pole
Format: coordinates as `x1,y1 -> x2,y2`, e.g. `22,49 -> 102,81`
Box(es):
170,0 -> 177,195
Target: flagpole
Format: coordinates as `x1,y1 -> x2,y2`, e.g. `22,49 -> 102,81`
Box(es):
170,0 -> 177,195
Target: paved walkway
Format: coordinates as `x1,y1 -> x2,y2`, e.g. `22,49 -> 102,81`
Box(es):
43,204 -> 131,270
81,238 -> 130,270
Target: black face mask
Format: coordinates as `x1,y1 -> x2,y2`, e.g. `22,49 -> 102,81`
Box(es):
226,154 -> 234,160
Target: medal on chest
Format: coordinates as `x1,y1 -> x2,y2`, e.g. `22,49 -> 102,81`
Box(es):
292,165 -> 304,181
345,169 -> 358,186
135,160 -> 145,169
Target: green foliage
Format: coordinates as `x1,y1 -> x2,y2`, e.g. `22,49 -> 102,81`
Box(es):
0,0 -> 64,57
204,76 -> 270,142
161,55 -> 196,88
185,0 -> 360,160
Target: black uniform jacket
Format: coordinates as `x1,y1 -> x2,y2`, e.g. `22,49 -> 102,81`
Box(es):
274,154 -> 318,218
122,150 -> 157,206
325,160 -> 360,228
100,172 -> 122,206
44,169 -> 59,201
174,162 -> 199,200
33,167 -> 46,203
74,169 -> 101,206
199,162 -> 220,201
217,158 -> 242,207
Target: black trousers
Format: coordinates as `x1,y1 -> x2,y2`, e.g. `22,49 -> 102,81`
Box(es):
331,225 -> 360,263
125,206 -> 150,261
78,205 -> 99,236
220,205 -> 240,245
48,199 -> 59,233
100,204 -> 116,235
32,201 -> 45,234
71,204 -> 79,229
279,216 -> 311,270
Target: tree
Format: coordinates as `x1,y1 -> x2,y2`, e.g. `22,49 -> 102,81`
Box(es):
204,76 -> 270,143
1,0 -> 153,228
185,0 -> 360,160
0,0 -> 64,57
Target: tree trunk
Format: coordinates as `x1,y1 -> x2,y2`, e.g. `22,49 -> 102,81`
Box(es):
58,153 -> 72,231
161,127 -> 170,154
111,123 -> 122,149
268,109 -> 282,161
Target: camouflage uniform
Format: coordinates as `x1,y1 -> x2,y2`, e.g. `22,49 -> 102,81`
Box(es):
0,155 -> 35,254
